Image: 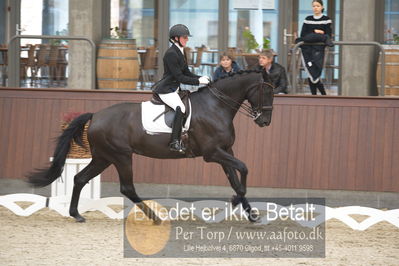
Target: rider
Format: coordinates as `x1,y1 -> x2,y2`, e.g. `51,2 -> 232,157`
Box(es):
153,24 -> 210,153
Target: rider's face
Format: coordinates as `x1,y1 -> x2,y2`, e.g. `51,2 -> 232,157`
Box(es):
178,36 -> 189,47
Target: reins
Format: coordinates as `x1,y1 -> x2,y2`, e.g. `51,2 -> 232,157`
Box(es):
208,81 -> 274,120
209,86 -> 255,118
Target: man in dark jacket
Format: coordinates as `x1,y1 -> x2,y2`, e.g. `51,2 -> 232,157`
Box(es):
153,24 -> 210,153
256,49 -> 288,94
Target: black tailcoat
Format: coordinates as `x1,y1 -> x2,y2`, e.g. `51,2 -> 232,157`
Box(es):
153,44 -> 200,94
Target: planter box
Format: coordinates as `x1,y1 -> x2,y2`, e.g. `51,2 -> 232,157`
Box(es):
50,158 -> 101,200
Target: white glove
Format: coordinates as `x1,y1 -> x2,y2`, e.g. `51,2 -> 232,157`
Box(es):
199,76 -> 210,85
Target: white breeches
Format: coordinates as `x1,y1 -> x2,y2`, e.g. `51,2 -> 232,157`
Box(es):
158,89 -> 186,113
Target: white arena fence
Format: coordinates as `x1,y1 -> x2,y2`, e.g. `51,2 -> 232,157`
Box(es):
1,159 -> 398,231
1,193 -> 399,231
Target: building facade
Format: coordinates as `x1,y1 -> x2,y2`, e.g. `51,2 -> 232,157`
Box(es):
0,0 -> 398,95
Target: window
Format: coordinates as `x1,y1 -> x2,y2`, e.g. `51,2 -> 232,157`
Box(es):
21,0 -> 69,46
228,0 -> 279,53
169,0 -> 219,49
385,0 -> 399,44
168,0 -> 219,78
110,0 -> 159,89
110,0 -> 158,47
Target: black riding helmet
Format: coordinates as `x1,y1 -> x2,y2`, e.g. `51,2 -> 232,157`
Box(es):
169,24 -> 191,47
169,24 -> 191,38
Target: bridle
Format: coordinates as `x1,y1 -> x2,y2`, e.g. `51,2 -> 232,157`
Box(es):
209,81 -> 274,120
249,81 -> 274,120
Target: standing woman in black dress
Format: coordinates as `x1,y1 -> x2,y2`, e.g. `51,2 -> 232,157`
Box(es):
296,0 -> 334,95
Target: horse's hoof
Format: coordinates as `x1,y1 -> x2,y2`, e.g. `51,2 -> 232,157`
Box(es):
247,209 -> 260,223
153,218 -> 162,225
73,215 -> 86,223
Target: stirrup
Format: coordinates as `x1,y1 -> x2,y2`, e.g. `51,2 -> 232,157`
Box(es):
169,140 -> 186,153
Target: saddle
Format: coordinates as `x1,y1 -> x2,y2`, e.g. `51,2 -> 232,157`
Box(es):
151,90 -> 191,128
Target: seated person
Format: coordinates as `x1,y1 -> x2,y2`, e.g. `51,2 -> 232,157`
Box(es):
256,49 -> 288,94
212,52 -> 242,80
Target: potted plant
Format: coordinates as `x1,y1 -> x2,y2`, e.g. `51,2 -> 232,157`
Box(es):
49,28 -> 69,46
242,28 -> 259,53
242,28 -> 271,53
262,37 -> 271,51
61,112 -> 91,158
241,28 -> 272,68
110,26 -> 129,40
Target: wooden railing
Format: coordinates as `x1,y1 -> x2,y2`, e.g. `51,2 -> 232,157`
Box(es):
1,87 -> 399,192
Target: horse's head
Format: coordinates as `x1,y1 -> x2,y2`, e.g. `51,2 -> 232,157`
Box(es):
209,70 -> 274,127
246,74 -> 274,127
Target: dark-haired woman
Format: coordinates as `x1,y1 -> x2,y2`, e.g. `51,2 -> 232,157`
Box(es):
296,0 -> 333,95
212,52 -> 242,80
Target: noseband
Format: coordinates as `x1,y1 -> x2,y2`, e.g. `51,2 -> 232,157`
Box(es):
209,81 -> 274,120
251,82 -> 274,120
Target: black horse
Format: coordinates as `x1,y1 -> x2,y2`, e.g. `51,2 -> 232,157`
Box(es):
27,70 -> 274,223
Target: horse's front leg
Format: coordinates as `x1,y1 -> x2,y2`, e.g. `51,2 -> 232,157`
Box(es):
204,147 -> 258,222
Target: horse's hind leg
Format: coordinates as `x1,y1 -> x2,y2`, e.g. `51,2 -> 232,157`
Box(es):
113,154 -> 161,224
69,157 -> 110,222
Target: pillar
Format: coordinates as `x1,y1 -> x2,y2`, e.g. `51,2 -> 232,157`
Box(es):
249,9 -> 263,50
42,0 -> 54,36
340,0 -> 378,96
68,0 -> 109,89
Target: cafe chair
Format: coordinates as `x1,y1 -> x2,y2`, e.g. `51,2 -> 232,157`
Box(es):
184,47 -> 193,65
57,47 -> 68,84
188,47 -> 204,75
48,45 -> 62,85
26,44 -> 38,85
140,46 -> 157,89
36,44 -> 50,84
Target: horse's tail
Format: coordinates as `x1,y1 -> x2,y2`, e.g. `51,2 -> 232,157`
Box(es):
27,113 -> 93,187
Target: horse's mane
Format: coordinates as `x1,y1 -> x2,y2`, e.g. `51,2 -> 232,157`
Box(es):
197,69 -> 262,92
212,69 -> 262,83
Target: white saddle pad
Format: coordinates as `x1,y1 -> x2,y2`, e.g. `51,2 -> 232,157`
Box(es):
141,100 -> 192,135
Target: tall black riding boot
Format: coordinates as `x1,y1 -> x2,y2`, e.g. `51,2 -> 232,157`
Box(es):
317,82 -> 327,95
169,106 -> 185,153
308,78 -> 317,95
